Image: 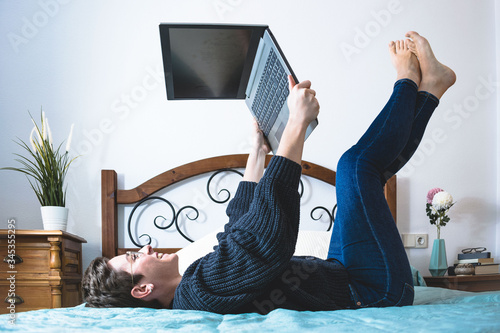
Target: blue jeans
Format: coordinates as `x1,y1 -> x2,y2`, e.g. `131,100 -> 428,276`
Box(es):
327,79 -> 439,308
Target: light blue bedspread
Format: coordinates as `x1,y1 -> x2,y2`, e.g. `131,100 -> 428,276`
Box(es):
1,287 -> 499,332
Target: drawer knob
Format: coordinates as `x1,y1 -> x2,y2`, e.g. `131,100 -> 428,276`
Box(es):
3,254 -> 23,265
4,295 -> 24,305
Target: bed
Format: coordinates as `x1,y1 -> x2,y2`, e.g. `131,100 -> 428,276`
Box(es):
1,154 -> 500,332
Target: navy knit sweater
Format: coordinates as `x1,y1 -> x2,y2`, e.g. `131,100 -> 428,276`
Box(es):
172,156 -> 351,314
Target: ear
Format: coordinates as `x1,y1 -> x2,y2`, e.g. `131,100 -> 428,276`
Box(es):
130,283 -> 154,299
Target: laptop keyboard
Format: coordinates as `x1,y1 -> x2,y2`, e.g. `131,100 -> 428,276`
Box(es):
251,49 -> 289,136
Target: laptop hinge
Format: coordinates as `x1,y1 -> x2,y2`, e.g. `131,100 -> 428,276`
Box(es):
245,38 -> 265,98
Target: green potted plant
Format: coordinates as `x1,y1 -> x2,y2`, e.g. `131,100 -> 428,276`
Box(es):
1,111 -> 76,231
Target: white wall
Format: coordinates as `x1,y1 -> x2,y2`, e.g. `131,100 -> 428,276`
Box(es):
0,0 -> 497,275
496,0 -> 500,259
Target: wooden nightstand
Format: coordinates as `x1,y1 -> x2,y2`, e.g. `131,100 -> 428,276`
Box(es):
0,230 -> 87,314
424,274 -> 500,292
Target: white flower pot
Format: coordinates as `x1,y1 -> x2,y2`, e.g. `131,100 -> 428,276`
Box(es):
41,206 -> 69,231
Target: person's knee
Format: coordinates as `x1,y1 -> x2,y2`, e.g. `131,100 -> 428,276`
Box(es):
337,148 -> 359,176
338,146 -> 388,184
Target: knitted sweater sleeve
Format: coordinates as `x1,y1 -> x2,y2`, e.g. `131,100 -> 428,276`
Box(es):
173,156 -> 302,313
224,179 -> 256,226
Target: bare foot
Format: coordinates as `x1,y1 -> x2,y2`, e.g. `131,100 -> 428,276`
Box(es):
389,39 -> 421,86
405,31 -> 456,99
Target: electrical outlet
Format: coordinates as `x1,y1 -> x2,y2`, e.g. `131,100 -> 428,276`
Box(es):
415,234 -> 428,248
401,233 -> 428,248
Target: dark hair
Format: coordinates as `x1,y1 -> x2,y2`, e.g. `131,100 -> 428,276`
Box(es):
82,257 -> 162,308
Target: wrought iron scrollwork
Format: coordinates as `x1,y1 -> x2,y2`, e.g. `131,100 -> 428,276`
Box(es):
175,206 -> 199,243
127,167 -> 332,247
127,196 -> 198,246
207,169 -> 244,203
310,204 -> 337,231
207,168 -> 305,202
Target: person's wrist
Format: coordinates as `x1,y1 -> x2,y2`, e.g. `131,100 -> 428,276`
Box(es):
285,115 -> 310,134
250,144 -> 268,158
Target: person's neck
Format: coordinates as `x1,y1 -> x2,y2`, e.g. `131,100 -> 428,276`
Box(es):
157,275 -> 182,308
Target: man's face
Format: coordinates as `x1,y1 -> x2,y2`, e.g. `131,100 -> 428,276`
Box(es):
108,245 -> 180,286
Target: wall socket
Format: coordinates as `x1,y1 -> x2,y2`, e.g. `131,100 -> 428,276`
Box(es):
402,234 -> 428,248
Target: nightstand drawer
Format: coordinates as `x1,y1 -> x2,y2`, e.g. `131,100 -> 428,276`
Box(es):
0,246 -> 50,275
0,284 -> 51,313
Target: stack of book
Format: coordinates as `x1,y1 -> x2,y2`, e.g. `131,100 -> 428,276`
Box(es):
454,251 -> 500,275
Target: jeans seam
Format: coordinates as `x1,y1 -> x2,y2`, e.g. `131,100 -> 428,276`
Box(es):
417,90 -> 440,105
394,283 -> 415,307
415,91 -> 439,118
397,78 -> 418,91
349,283 -> 363,308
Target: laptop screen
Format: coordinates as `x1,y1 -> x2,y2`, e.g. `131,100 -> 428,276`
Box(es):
160,24 -> 267,100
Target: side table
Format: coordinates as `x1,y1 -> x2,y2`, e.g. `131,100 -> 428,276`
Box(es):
0,229 -> 87,314
423,274 -> 500,292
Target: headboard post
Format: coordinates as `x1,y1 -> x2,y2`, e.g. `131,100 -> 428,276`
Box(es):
102,170 -> 118,258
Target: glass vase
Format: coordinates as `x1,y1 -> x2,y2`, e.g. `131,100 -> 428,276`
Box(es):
429,238 -> 447,276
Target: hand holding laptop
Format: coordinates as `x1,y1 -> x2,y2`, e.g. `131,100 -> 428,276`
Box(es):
287,75 -> 320,129
244,76 -> 319,180
276,76 -> 320,165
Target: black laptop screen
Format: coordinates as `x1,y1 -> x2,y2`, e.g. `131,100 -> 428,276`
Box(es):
160,25 -> 266,100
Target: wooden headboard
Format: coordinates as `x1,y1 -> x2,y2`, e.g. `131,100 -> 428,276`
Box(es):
101,154 -> 397,258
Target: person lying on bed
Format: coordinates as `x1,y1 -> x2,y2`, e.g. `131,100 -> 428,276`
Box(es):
82,31 -> 456,314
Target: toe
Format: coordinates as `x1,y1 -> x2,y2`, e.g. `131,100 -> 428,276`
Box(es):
405,31 -> 420,39
407,40 -> 417,53
388,41 -> 396,54
396,40 -> 404,51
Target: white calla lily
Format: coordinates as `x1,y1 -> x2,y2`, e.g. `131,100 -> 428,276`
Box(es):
31,118 -> 43,146
30,126 -> 37,152
42,111 -> 47,141
66,124 -> 74,152
46,118 -> 53,148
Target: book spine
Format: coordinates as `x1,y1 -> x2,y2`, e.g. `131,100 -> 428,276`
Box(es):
457,252 -> 491,260
474,264 -> 500,275
454,258 -> 495,264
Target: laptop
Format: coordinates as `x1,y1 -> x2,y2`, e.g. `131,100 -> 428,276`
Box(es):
159,23 -> 318,153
